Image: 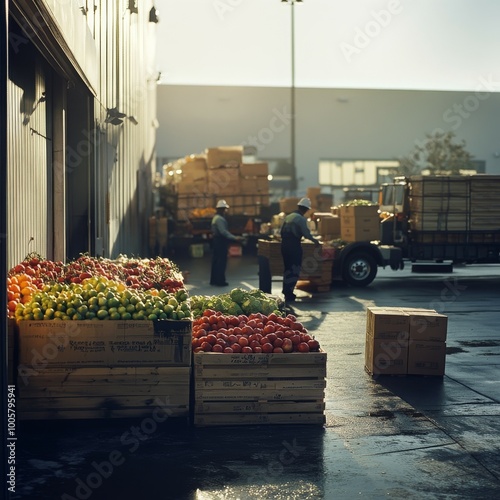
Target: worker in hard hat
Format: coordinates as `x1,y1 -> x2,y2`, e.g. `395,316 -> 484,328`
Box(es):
210,200 -> 241,286
280,197 -> 321,303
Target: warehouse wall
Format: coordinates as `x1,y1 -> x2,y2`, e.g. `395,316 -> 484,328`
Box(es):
7,1 -> 158,268
156,85 -> 500,195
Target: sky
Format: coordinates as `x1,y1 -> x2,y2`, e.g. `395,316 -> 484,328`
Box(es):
155,0 -> 500,92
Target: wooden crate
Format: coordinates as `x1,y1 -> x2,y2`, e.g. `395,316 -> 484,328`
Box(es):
17,366 -> 191,421
17,319 -> 192,368
14,319 -> 193,421
193,352 -> 327,427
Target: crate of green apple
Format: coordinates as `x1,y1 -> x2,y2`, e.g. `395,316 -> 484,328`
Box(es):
192,310 -> 321,354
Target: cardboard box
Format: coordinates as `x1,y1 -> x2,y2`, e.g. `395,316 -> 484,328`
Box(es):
408,312 -> 448,342
279,197 -> 301,214
181,157 -> 207,182
365,334 -> 408,375
307,186 -> 322,201
366,307 -> 410,340
340,205 -> 380,241
317,216 -> 340,238
408,341 -> 446,376
177,179 -> 207,195
17,320 -> 193,368
240,162 -> 268,177
193,351 -> 326,426
205,146 -> 243,169
240,176 -> 269,194
208,166 -> 240,195
341,224 -> 379,242
315,194 -> 334,212
340,204 -> 379,219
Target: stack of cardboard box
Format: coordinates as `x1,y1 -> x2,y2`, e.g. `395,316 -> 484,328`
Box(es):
365,306 -> 447,377
172,146 -> 270,218
340,204 -> 380,242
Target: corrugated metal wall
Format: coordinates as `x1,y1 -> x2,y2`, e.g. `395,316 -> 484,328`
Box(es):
92,0 -> 157,259
7,57 -> 52,269
7,1 -> 158,268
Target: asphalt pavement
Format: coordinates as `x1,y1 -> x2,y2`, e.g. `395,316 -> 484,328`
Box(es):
9,253 -> 500,500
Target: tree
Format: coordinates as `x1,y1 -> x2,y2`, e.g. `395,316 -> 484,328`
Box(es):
398,131 -> 474,175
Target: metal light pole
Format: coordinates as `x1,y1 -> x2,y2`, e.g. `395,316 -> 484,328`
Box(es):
282,0 -> 301,195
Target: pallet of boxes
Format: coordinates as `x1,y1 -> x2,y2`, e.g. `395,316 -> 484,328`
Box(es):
365,306 -> 448,377
169,146 -> 271,232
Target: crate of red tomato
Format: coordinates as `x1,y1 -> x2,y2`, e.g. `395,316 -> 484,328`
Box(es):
191,310 -> 327,427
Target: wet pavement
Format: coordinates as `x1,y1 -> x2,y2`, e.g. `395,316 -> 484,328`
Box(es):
10,255 -> 500,500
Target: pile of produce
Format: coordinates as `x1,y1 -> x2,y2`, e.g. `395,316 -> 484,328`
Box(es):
192,311 -> 321,354
343,199 -> 377,206
190,288 -> 283,319
8,253 -> 188,321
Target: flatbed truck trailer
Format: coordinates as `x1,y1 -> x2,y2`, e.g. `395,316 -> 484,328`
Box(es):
334,174 -> 500,287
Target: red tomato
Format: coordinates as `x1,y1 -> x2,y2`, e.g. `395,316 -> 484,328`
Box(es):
307,339 -> 320,351
273,338 -> 284,348
233,327 -> 242,336
262,343 -> 274,353
253,346 -> 263,353
250,340 -> 261,350
231,343 -> 242,353
212,344 -> 224,353
241,326 -> 253,336
206,334 -> 217,345
290,334 -> 301,345
282,338 -> 293,353
228,334 -> 238,344
263,324 -> 275,335
297,342 -> 310,353
238,336 -> 249,347
241,346 -> 253,353
265,333 -> 277,344
273,347 -> 284,353
201,342 -> 212,352
247,319 -> 257,328
224,347 -> 234,353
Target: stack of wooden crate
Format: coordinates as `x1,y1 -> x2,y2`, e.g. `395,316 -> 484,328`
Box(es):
193,352 -> 327,427
409,175 -> 500,237
15,319 -> 193,420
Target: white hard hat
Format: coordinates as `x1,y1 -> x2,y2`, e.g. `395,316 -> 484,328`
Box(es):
297,197 -> 312,209
216,199 -> 230,209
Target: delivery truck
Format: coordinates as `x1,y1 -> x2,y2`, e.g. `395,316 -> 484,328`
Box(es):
334,174 -> 500,286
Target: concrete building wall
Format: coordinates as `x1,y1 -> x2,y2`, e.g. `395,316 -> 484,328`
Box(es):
157,85 -> 500,196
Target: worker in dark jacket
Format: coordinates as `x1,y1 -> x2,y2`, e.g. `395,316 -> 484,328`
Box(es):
210,200 -> 240,286
280,197 -> 321,302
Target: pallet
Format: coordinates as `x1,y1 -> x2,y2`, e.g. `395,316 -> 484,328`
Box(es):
193,352 -> 327,427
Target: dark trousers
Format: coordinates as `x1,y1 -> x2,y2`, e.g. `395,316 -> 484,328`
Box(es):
210,237 -> 229,285
281,238 -> 302,299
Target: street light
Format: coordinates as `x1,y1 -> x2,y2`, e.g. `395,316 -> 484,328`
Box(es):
281,0 -> 302,195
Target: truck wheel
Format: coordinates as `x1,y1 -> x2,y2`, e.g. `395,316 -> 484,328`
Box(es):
342,252 -> 377,287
